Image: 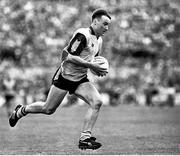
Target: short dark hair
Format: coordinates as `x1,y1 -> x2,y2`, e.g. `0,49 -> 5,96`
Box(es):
92,8 -> 111,21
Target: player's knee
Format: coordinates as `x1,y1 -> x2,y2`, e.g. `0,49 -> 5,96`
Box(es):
93,99 -> 103,110
43,107 -> 56,115
45,109 -> 56,115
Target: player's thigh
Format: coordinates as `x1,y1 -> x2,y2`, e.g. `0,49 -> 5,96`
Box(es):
74,82 -> 102,106
45,85 -> 68,110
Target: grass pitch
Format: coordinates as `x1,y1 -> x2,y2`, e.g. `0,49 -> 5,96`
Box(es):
0,105 -> 180,155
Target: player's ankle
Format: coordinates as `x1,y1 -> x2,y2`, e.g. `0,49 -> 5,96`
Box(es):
16,106 -> 27,118
80,130 -> 91,141
80,136 -> 90,141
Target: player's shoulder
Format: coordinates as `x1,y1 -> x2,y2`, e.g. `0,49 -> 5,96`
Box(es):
74,27 -> 91,38
75,27 -> 89,34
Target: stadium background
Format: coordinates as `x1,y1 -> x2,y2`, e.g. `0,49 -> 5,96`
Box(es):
0,0 -> 180,155
0,0 -> 180,107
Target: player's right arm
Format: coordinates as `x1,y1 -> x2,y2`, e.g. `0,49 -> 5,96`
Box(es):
67,53 -> 107,76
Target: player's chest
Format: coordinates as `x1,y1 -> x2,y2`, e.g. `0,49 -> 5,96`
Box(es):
87,36 -> 99,54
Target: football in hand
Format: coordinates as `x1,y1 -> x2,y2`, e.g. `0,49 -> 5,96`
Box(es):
90,56 -> 109,76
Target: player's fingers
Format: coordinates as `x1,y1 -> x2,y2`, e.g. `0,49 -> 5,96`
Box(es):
99,67 -> 107,70
99,71 -> 108,76
98,62 -> 105,65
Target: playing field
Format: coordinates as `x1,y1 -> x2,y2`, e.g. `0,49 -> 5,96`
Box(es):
0,105 -> 180,155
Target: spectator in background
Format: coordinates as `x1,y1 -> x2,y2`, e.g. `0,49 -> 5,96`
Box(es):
144,82 -> 158,106
2,72 -> 16,117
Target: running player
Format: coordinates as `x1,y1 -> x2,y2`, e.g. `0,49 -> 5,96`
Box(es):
9,8 -> 111,150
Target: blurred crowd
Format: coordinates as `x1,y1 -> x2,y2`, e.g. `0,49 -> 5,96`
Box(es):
1,0 -> 180,113
0,0 -> 180,66
0,58 -> 178,113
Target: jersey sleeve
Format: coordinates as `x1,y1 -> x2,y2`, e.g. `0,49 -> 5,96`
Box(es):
66,33 -> 87,56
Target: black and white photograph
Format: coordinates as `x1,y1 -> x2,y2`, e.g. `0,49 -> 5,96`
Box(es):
0,0 -> 180,155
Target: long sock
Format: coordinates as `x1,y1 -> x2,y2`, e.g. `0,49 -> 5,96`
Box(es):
16,106 -> 27,118
80,131 -> 91,141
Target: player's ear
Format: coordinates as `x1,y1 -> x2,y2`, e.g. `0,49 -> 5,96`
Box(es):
93,18 -> 99,25
93,19 -> 96,25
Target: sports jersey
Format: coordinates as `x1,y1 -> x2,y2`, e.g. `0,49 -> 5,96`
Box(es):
60,26 -> 102,81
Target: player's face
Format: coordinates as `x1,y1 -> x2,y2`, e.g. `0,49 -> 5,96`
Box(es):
96,15 -> 111,36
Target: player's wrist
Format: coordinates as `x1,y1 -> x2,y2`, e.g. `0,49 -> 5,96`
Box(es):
86,62 -> 94,69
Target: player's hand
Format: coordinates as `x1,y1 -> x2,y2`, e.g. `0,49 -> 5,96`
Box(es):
93,69 -> 108,77
90,62 -> 108,77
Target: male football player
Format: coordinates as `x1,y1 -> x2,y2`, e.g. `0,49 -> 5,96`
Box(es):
9,8 -> 111,150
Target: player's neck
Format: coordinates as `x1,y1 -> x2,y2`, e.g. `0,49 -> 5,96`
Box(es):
90,25 -> 99,39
